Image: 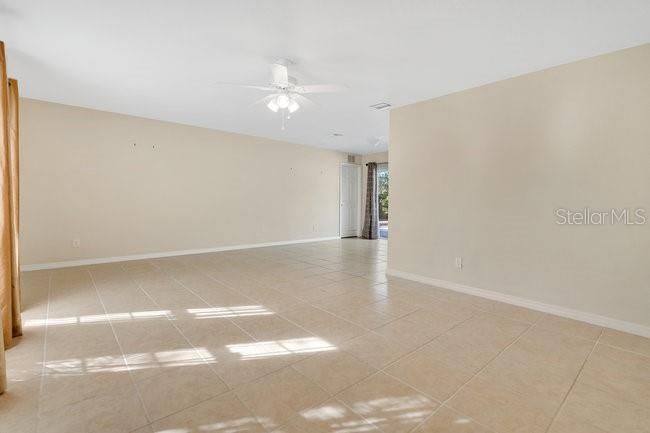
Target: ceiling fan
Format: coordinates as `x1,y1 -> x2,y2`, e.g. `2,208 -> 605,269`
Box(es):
218,59 -> 346,129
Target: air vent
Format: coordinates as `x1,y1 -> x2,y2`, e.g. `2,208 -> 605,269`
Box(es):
369,102 -> 392,110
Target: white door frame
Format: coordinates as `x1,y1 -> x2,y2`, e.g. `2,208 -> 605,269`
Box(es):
339,163 -> 362,238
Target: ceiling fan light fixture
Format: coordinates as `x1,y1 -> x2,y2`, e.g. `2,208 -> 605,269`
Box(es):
276,94 -> 290,109
267,99 -> 279,112
225,61 -> 342,126
288,99 -> 300,113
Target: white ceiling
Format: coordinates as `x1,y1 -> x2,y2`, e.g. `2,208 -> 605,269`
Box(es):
2,1 -> 649,154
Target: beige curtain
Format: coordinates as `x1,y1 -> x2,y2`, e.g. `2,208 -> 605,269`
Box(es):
1,40 -> 22,394
7,78 -> 21,339
0,40 -> 8,394
0,317 -> 5,394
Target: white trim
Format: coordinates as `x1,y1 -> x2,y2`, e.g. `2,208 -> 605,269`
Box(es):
386,268 -> 650,338
21,236 -> 341,271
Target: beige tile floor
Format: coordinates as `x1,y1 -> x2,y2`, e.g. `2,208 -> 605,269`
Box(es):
1,238 -> 649,433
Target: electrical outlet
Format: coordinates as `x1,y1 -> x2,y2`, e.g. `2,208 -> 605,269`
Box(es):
72,238 -> 81,248
455,257 -> 463,269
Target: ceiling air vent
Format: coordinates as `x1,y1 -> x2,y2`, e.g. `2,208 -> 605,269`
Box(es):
369,102 -> 392,110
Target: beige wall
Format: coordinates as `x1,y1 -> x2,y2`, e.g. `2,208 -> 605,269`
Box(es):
389,44 -> 650,329
20,99 -> 347,265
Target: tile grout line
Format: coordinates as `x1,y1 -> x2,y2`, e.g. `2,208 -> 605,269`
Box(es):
355,283 -> 545,432
199,268 -> 399,393
35,272 -> 53,420
170,256 -> 531,433
178,270 -> 343,384
229,275 -> 407,362
34,243 -> 634,433
136,260 -> 238,379
122,261 -> 193,433
543,328 -> 604,433
376,314 -> 481,376
596,340 -> 650,360
86,268 -> 152,429
438,322 -> 537,403
324,306 -> 535,400
382,312 -> 524,433
167,258 -> 327,362
193,259 -> 419,367
325,313 -> 485,433
405,322 -> 538,433
159,262 -> 304,429
159,256 -> 396,431
434,405 -> 502,433
163,276 -> 259,362
121,260 -> 250,428
179,260 -> 337,345
251,279 -> 386,332
164,267 -> 273,345
276,310 -> 480,433
164,262 -> 344,432
27,242 -> 394,431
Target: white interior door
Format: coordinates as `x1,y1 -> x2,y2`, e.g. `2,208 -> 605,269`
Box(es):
340,164 -> 361,237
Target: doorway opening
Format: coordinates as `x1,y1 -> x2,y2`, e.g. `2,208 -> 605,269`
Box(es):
377,163 -> 389,239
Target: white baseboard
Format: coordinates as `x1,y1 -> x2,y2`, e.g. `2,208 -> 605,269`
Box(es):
21,236 -> 342,272
386,268 -> 650,338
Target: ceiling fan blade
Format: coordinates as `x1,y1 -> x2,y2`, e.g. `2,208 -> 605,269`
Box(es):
293,84 -> 347,94
216,82 -> 276,91
292,93 -> 315,109
270,63 -> 289,88
367,136 -> 387,148
248,94 -> 277,108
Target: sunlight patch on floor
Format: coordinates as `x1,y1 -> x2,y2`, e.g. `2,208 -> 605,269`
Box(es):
300,404 -> 384,432
43,347 -> 215,375
23,310 -> 172,327
227,337 -> 336,360
186,306 -> 274,319
351,395 -> 433,414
